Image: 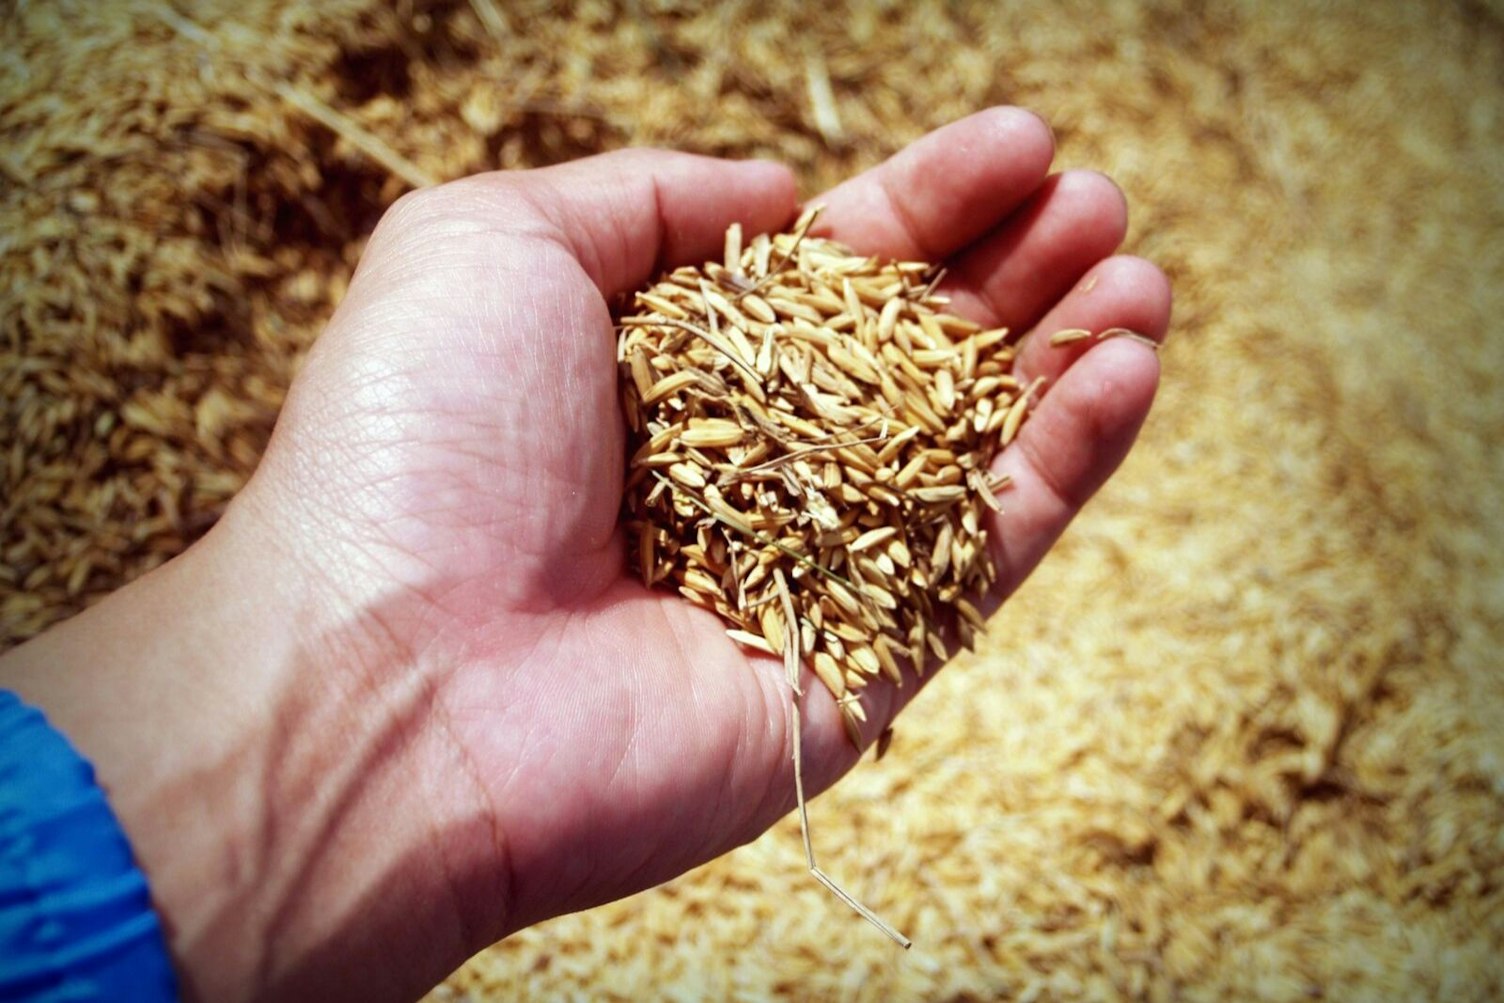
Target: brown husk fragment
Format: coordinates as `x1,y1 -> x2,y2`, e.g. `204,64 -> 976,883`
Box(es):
617,208 -> 1030,742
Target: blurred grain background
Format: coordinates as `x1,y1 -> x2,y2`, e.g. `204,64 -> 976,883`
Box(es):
3,0 -> 1502,998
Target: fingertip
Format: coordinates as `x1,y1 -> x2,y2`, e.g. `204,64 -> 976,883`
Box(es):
1013,253 -> 1174,385
742,158 -> 800,201
646,149 -> 800,242
978,105 -> 1057,174
736,159 -> 800,232
1104,255 -> 1174,340
664,158 -> 799,266
1054,169 -> 1130,249
515,148 -> 803,294
1066,255 -> 1173,340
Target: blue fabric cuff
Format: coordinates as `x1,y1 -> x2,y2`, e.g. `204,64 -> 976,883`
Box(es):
0,690 -> 179,1001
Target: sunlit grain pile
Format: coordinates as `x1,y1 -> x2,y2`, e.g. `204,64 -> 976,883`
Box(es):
4,1 -> 1502,999
620,210 -> 1035,741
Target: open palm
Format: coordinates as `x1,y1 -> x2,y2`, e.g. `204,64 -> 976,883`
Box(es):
234,107 -> 1170,999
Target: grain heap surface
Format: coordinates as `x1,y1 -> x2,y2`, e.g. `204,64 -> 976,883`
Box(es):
620,212 -> 1034,741
5,2 -> 1502,1000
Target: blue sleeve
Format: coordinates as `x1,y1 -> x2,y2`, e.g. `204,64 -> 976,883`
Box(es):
0,690 -> 179,1001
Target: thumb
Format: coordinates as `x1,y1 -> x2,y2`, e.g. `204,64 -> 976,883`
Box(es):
340,149 -> 799,314
507,148 -> 799,299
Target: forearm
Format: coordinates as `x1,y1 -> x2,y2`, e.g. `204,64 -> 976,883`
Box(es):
0,500 -> 482,1002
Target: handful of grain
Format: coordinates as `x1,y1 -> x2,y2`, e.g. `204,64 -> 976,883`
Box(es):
618,207 -> 1041,743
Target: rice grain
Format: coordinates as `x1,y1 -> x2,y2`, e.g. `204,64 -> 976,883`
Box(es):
618,208 -> 1035,732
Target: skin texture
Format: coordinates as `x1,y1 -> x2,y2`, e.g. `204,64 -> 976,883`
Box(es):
0,107 -> 1171,1003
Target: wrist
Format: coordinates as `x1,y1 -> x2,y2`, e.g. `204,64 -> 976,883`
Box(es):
0,496 -> 429,1001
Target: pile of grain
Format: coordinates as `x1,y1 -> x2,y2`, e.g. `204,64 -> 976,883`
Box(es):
620,212 -> 1034,742
4,1 -> 1501,999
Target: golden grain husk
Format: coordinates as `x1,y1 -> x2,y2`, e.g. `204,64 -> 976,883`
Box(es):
617,209 -> 1037,736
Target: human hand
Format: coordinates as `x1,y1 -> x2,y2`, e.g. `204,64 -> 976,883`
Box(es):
1,107 -> 1170,1002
